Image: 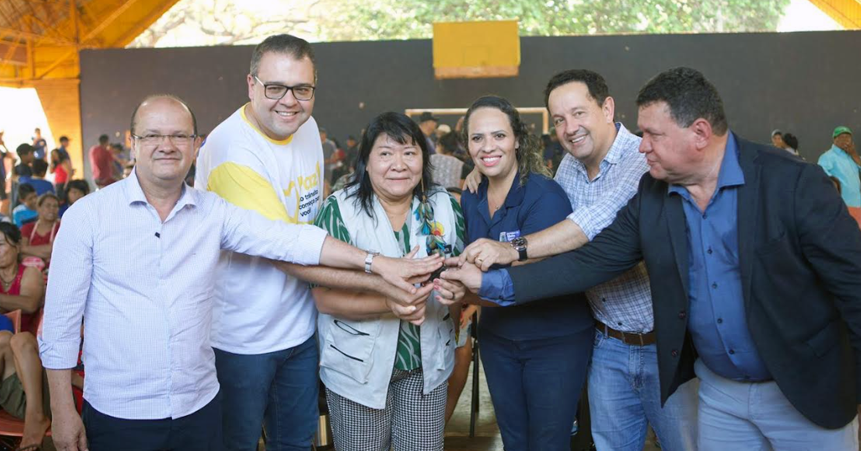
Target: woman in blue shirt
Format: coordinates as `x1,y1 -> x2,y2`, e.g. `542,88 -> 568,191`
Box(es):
460,96 -> 594,450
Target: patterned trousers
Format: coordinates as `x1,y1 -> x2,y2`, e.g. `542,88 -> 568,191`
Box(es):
326,367 -> 447,451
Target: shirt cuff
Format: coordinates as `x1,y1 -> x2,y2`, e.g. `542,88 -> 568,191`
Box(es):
292,225 -> 329,266
38,339 -> 82,370
478,269 -> 516,306
567,210 -> 598,241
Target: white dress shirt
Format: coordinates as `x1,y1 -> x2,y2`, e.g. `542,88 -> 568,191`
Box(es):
38,172 -> 327,420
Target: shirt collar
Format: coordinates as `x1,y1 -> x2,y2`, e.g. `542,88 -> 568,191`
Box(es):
715,132 -> 744,190
830,144 -> 853,158
603,122 -> 633,165
570,122 -> 630,172
124,169 -> 198,210
668,131 -> 744,196
476,171 -> 526,224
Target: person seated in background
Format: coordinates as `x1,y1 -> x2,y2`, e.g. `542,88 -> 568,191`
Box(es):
10,145 -> 35,210
20,193 -> 60,271
59,180 -> 90,218
430,132 -> 466,192
110,143 -> 129,181
19,160 -> 55,197
0,222 -> 50,451
12,184 -> 38,228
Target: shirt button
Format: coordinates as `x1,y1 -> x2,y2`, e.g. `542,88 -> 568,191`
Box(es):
717,318 -> 723,324
707,247 -> 713,255
712,282 -> 718,289
602,298 -> 607,303
729,349 -> 735,355
678,310 -> 686,320
617,322 -> 623,326
671,349 -> 679,357
703,213 -> 708,219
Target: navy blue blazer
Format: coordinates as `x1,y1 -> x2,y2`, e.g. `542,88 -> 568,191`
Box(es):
506,137 -> 861,429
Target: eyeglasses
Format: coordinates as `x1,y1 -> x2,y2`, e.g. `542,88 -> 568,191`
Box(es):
132,133 -> 196,147
253,75 -> 316,101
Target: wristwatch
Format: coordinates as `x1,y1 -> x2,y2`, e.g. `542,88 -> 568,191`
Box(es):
510,237 -> 528,262
364,251 -> 380,274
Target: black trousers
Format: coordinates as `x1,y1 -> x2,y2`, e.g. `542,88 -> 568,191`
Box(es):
82,392 -> 223,451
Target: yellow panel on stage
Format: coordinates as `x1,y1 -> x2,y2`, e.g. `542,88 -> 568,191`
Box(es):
432,20 -> 520,79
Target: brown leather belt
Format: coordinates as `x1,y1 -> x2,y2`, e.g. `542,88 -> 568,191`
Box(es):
596,322 -> 656,346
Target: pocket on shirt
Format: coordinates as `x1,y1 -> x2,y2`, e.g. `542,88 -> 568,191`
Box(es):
320,318 -> 380,383
438,310 -> 454,348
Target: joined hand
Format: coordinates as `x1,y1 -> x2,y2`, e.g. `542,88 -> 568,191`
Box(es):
373,247 -> 442,294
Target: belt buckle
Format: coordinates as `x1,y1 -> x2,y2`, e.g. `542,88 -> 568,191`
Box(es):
621,330 -> 645,346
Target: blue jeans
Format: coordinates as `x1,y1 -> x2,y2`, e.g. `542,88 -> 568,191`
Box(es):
695,359 -> 859,451
83,392 -> 223,451
214,334 -> 319,451
480,328 -> 592,451
588,329 -> 698,451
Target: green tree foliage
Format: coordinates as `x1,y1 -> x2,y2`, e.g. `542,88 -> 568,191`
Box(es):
318,0 -> 792,41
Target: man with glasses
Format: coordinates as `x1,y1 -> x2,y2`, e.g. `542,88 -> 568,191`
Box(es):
196,34 -> 440,450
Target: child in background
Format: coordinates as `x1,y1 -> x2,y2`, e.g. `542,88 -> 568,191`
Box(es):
12,184 -> 38,227
59,179 -> 90,218
19,160 -> 55,196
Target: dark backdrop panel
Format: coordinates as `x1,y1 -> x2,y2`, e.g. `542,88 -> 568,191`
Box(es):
80,31 -> 861,177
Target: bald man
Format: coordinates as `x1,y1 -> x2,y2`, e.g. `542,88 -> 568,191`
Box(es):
39,95 -> 440,451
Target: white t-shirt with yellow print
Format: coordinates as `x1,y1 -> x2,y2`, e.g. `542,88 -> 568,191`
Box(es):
195,104 -> 324,354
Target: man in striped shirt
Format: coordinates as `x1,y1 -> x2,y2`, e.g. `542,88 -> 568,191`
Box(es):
459,70 -> 698,451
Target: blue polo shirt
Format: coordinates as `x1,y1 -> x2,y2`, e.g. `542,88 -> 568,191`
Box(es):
462,172 -> 593,340
818,144 -> 861,208
668,133 -> 771,381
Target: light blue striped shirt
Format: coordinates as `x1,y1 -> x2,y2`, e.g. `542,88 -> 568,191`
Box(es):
553,123 -> 654,333
39,172 -> 327,420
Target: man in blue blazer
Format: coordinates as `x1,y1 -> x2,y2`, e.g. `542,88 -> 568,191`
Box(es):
443,67 -> 861,450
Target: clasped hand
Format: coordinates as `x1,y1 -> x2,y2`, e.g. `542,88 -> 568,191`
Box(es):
376,248 -> 468,323
458,238 -> 518,271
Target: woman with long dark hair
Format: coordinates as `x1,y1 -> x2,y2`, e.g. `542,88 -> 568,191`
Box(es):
311,112 -> 466,450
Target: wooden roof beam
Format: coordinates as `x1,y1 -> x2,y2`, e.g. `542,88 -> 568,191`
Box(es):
0,26 -> 74,46
80,0 -> 145,44
0,41 -> 27,66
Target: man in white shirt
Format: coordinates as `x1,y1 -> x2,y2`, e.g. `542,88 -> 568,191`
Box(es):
40,95 -> 440,451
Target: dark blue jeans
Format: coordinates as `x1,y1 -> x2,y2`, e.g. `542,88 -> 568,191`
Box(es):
214,334 -> 319,451
479,328 -> 593,451
83,391 -> 223,451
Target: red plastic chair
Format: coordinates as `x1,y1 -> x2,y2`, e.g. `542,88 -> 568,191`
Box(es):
0,311 -> 51,445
